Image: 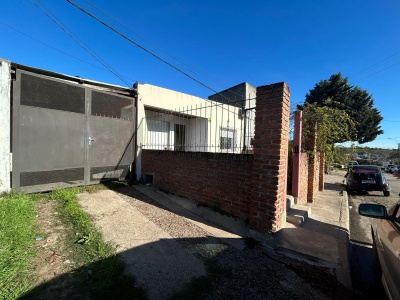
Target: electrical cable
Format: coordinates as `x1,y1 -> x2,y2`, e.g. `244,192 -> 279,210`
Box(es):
0,21 -> 135,83
350,60 -> 400,84
82,0 -> 251,100
67,0 -> 248,106
32,0 -> 131,87
349,49 -> 400,78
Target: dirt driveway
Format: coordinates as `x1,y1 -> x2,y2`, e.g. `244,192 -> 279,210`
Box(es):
77,185 -> 343,300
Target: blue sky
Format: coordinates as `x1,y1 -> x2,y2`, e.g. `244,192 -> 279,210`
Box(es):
1,0 -> 399,149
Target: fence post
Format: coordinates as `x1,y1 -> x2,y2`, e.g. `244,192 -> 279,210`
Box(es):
250,82 -> 290,233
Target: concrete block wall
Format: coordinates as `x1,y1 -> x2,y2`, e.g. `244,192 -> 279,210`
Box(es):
141,82 -> 291,234
0,59 -> 11,193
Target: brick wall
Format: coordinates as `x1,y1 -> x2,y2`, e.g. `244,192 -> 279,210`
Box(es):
141,82 -> 290,234
141,151 -> 253,219
297,152 -> 309,205
250,83 -> 290,233
294,151 -> 324,204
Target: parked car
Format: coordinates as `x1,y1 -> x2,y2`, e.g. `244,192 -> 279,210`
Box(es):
358,194 -> 400,300
333,162 -> 345,169
386,165 -> 397,173
345,165 -> 391,196
347,161 -> 359,168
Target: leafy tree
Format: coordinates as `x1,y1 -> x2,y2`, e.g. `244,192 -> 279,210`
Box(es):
301,101 -> 356,167
301,73 -> 383,144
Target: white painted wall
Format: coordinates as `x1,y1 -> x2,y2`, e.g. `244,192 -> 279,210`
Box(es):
0,59 -> 11,193
135,83 -> 247,180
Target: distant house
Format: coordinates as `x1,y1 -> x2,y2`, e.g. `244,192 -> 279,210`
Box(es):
134,82 -> 256,180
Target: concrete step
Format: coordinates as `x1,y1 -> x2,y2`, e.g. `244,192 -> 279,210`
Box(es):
286,205 -> 311,226
286,195 -> 295,209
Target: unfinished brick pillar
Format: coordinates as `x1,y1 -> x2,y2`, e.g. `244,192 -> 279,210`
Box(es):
306,131 -> 319,202
319,151 -> 325,191
250,82 -> 290,233
291,110 -> 302,200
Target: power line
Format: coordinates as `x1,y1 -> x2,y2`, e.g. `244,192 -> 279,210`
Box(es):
0,21 -> 135,83
67,0 -> 234,98
83,0 -> 241,96
350,60 -> 400,84
67,0 -> 265,118
349,49 -> 400,78
32,0 -> 131,87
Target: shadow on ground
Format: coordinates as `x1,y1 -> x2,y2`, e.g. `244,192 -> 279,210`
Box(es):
21,185 -> 354,300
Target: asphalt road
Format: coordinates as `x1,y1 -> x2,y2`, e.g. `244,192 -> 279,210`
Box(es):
348,172 -> 400,299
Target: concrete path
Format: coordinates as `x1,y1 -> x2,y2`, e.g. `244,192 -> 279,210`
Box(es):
276,171 -> 352,290
78,190 -> 206,300
77,172 -> 352,297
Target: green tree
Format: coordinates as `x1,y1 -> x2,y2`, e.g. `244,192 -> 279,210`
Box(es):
301,101 -> 356,167
302,73 -> 383,144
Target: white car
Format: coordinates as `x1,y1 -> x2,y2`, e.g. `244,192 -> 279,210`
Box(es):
387,165 -> 397,173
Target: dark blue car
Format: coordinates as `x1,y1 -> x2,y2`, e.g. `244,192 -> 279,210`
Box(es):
345,165 -> 391,197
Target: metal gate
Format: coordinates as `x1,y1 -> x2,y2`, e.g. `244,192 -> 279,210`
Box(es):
12,69 -> 136,193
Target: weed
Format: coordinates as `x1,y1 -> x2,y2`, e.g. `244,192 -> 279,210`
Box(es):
49,187 -> 146,299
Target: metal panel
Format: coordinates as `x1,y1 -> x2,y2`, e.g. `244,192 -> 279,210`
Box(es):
19,106 -> 85,171
20,72 -> 85,113
12,69 -> 136,193
89,90 -> 134,182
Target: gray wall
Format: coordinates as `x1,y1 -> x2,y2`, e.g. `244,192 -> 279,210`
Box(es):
0,59 -> 11,193
208,82 -> 256,108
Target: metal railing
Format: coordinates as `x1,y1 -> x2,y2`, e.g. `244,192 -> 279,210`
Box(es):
140,96 -> 256,154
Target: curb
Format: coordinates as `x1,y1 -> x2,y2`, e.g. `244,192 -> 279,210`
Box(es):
336,190 -> 352,291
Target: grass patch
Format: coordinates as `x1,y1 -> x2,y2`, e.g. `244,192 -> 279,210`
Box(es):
0,192 -> 40,299
169,259 -> 230,300
49,186 -> 146,299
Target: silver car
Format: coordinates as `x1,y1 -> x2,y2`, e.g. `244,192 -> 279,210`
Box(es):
359,194 -> 400,300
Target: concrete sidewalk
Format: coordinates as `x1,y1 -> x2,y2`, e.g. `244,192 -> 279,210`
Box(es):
275,171 -> 352,290
135,172 -> 352,291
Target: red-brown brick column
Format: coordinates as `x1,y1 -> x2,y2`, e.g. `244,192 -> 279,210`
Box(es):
306,131 -> 320,202
292,110 -> 302,199
319,151 -> 325,191
250,82 -> 290,233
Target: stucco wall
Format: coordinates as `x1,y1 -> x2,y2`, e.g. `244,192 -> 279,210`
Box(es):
0,59 -> 11,193
135,83 -> 247,180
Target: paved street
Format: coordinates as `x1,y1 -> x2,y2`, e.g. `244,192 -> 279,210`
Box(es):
348,172 -> 400,299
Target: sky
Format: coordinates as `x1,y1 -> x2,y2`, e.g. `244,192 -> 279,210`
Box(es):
1,0 -> 399,150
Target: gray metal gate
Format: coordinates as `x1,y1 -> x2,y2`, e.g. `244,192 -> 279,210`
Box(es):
12,69 -> 136,193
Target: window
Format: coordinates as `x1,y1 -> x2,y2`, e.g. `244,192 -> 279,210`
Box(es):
220,127 -> 236,150
174,124 -> 185,151
147,119 -> 170,150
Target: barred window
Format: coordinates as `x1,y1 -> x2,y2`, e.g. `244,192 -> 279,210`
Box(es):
220,127 -> 236,150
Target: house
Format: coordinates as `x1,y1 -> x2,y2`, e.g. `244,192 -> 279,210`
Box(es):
134,82 -> 256,181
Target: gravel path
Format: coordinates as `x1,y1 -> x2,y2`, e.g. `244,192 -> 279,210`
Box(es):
108,187 -> 342,300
